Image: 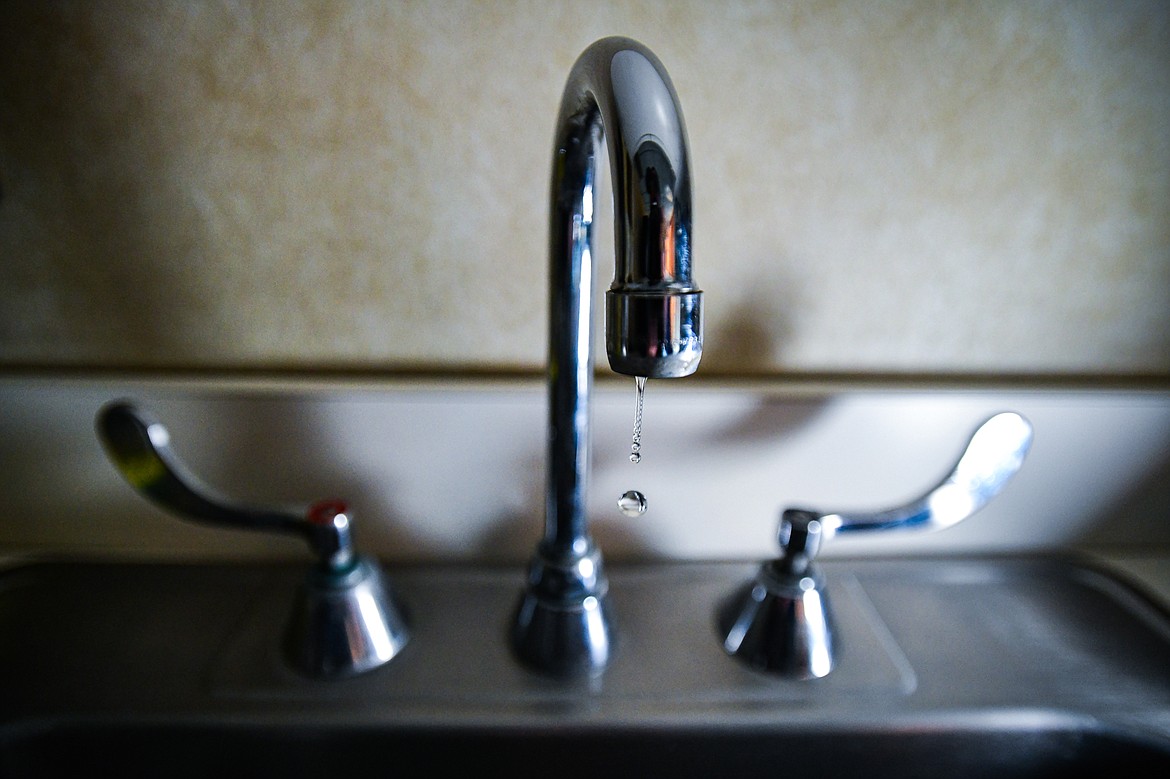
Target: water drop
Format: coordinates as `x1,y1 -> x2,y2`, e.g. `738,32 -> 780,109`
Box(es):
618,489 -> 647,517
630,376 -> 646,463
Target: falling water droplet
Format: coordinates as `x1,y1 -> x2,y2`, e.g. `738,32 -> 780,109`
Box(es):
630,376 -> 646,463
618,489 -> 647,517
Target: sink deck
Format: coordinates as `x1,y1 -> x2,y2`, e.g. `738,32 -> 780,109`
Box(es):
2,556 -> 1169,776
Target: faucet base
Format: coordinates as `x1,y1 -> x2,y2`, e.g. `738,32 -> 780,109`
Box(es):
718,562 -> 836,679
511,542 -> 614,676
285,557 -> 411,679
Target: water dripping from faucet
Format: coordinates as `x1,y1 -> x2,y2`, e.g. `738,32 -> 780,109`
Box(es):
630,376 -> 646,464
619,376 -> 649,517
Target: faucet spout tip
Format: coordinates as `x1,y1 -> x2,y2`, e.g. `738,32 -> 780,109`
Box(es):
606,288 -> 703,378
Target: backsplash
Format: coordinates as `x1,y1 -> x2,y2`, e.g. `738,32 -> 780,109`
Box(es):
3,376 -> 1168,563
1,1 -> 1167,376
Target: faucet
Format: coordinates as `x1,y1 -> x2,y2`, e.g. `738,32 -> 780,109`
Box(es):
719,412 -> 1034,678
511,37 -> 703,676
96,400 -> 411,679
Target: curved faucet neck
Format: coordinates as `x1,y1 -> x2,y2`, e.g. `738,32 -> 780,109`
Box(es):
514,37 -> 701,677
545,36 -> 701,554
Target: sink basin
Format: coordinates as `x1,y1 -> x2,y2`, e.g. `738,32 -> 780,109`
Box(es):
3,557 -> 1169,777
6,718 -> 1169,778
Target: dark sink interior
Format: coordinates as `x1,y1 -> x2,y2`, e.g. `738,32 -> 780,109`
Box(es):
6,720 -> 1170,779
3,556 -> 1170,778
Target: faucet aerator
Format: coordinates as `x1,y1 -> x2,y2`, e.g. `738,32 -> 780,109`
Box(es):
606,289 -> 703,378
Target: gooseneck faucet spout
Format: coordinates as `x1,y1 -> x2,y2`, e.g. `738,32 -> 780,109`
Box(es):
512,37 -> 702,676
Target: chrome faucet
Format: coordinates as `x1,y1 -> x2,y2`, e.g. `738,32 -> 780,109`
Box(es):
719,412 -> 1034,679
511,37 -> 703,676
96,400 -> 411,679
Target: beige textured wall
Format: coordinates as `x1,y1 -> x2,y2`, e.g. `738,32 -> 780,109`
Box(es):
1,0 -> 1167,376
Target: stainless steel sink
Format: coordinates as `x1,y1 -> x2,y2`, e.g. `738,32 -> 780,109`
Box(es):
6,719 -> 1169,778
3,557 -> 1170,777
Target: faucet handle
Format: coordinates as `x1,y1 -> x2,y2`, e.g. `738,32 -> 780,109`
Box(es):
98,400 -> 356,573
720,411 -> 1034,678
777,411 -> 1034,573
96,399 -> 410,678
